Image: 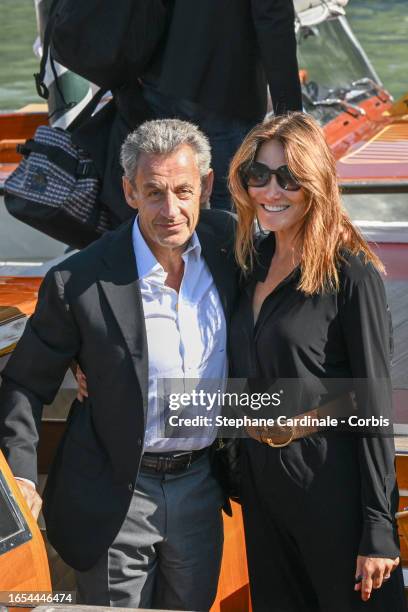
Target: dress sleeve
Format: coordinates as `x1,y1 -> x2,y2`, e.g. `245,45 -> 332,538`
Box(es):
339,263 -> 400,558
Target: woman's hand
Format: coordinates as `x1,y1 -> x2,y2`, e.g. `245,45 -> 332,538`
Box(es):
76,365 -> 89,402
354,555 -> 399,601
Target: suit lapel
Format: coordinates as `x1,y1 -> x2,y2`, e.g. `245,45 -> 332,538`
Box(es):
196,222 -> 231,321
96,218 -> 235,422
97,219 -> 149,419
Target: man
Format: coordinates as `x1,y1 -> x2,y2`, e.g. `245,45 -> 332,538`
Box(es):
67,1 -> 302,223
143,0 -> 303,209
0,119 -> 238,610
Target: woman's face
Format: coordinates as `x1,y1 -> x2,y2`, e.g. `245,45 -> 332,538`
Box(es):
248,139 -> 306,235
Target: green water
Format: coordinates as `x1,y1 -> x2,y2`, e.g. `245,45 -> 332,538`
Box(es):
0,0 -> 407,111
347,0 -> 407,102
1,1 -> 38,111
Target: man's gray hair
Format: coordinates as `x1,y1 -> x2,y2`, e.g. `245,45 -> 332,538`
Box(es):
120,118 -> 212,180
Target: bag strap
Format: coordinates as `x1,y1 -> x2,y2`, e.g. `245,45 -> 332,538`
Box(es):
16,140 -> 99,179
67,88 -> 106,133
34,0 -> 60,101
34,0 -> 106,132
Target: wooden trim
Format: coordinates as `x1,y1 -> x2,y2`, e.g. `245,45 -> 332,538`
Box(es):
0,451 -> 51,603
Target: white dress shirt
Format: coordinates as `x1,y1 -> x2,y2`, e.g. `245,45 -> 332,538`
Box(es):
132,218 -> 227,452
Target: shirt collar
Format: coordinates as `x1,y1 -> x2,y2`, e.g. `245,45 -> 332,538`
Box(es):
253,232 -> 276,282
182,230 -> 202,260
132,217 -> 202,279
252,231 -> 300,286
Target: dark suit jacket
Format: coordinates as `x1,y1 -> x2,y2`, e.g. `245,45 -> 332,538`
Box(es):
0,210 -> 238,571
147,0 -> 302,120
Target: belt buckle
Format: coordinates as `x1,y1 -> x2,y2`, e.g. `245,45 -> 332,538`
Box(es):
261,425 -> 294,448
172,450 -> 194,470
185,452 -> 193,469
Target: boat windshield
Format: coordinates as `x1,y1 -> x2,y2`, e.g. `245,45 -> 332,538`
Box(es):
297,17 -> 381,120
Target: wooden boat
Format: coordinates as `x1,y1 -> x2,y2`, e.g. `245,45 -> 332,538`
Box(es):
1,0 -> 408,607
0,449 -> 51,612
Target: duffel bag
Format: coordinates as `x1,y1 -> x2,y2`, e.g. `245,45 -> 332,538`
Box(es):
4,125 -> 112,249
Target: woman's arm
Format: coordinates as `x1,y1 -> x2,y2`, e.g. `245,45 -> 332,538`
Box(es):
339,261 -> 400,600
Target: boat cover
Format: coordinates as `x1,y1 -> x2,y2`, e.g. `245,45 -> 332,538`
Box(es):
294,0 -> 349,27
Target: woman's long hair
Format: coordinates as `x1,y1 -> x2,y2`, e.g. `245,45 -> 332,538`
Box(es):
228,112 -> 384,295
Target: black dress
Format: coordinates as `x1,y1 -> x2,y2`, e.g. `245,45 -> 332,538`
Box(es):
229,233 -> 406,612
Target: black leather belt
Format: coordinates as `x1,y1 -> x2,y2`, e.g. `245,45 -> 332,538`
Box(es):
140,447 -> 209,474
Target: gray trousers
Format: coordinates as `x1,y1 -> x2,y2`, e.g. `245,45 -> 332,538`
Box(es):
75,452 -> 224,611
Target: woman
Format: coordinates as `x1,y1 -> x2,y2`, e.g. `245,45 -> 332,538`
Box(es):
228,113 -> 406,611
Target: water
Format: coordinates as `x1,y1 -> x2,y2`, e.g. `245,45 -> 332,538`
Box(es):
0,0 -> 406,111
1,1 -> 38,111
347,0 -> 408,101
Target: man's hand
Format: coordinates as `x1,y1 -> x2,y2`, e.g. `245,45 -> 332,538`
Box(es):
76,365 -> 88,402
355,555 -> 399,601
16,479 -> 42,520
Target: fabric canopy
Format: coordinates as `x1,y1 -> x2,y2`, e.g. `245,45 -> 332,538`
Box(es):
294,0 -> 349,27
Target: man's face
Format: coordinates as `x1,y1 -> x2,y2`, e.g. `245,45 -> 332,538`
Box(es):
123,145 -> 213,256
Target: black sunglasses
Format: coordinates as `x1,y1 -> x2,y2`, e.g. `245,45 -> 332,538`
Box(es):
240,161 -> 301,191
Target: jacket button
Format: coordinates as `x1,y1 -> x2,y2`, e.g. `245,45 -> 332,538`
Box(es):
128,483 -> 133,492
137,438 -> 142,447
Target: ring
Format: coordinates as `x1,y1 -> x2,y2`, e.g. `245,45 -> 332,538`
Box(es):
383,575 -> 390,581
